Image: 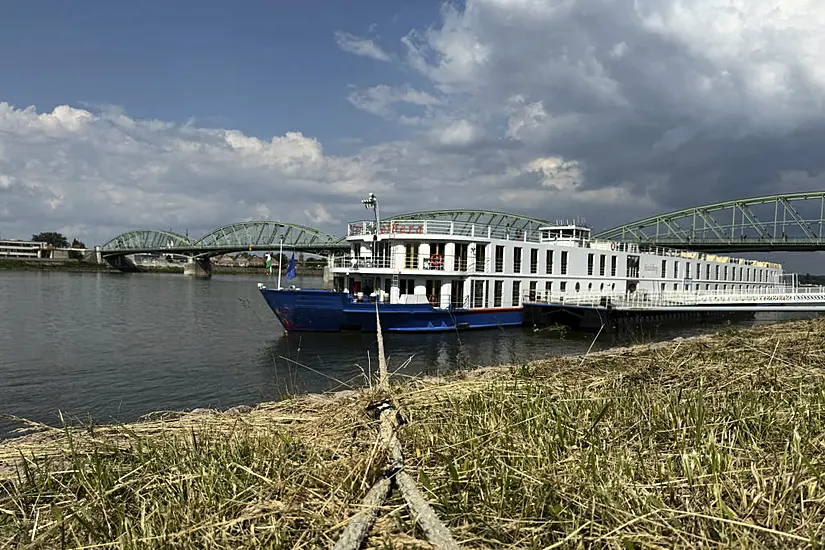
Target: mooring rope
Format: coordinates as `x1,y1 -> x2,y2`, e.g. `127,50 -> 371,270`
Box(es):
331,300 -> 459,549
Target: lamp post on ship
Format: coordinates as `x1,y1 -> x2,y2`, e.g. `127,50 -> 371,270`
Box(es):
362,192 -> 379,261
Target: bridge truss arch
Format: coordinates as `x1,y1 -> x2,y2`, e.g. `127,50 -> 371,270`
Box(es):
100,229 -> 194,253
388,209 -> 551,232
193,221 -> 344,254
595,191 -> 825,252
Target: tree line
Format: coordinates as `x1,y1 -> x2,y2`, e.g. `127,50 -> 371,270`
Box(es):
32,232 -> 86,249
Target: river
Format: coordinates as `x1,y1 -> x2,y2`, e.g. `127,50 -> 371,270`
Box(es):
0,271 -> 813,438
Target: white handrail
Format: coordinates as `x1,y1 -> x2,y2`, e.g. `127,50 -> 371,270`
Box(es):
525,285 -> 825,309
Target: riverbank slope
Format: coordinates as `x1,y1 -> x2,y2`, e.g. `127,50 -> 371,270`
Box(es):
2,319 -> 825,547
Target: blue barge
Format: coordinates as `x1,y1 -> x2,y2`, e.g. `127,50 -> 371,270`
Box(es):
258,285 -> 522,332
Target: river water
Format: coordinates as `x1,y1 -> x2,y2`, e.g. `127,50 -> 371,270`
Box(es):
0,271 -> 814,438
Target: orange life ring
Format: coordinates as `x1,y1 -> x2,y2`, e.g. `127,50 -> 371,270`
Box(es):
430,254 -> 442,266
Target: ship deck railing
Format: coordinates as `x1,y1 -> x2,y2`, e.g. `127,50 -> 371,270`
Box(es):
345,220 -> 782,270
524,285 -> 825,309
332,254 -> 486,272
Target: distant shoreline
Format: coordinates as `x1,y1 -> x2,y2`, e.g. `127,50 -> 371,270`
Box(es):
0,258 -> 323,277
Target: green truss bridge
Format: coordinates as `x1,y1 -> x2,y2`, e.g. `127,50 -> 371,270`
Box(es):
98,193 -> 825,275
596,191 -> 825,252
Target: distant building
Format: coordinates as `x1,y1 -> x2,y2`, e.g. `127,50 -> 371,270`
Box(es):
0,239 -> 48,258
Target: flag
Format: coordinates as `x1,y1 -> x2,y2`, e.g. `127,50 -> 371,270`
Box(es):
286,253 -> 296,280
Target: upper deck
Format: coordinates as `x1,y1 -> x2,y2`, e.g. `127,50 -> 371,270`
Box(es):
346,218 -> 781,270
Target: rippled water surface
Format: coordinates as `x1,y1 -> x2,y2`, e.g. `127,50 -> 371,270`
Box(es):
0,271 -> 813,437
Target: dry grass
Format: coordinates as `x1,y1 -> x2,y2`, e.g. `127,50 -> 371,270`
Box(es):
2,319 -> 825,548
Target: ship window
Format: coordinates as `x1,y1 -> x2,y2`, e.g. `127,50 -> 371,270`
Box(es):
587,253 -> 594,276
696,263 -> 701,280
545,250 -> 554,274
706,264 -> 710,280
611,283 -> 615,290
600,283 -> 604,291
495,245 -> 505,273
454,243 -> 468,271
610,255 -> 617,277
560,281 -> 567,293
530,248 -> 538,274
561,251 -> 568,275
400,279 -> 415,295
529,281 -> 537,300
404,244 -> 419,269
575,282 -> 580,292
513,247 -> 522,273
494,280 -> 503,307
588,282 -> 592,291
512,281 -> 521,306
626,255 -> 639,278
674,283 -> 678,291
715,265 -> 720,280
475,243 -> 486,272
661,259 -> 667,279
661,283 -> 665,292
674,261 -> 679,279
545,281 -> 552,296
599,254 -> 606,276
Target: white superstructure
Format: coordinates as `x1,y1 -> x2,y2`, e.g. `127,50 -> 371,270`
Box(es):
328,217 -> 784,310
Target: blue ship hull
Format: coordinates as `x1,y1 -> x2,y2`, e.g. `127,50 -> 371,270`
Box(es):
258,287 -> 523,332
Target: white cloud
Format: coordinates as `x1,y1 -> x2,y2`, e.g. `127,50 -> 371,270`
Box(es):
0,102 -> 390,244
429,119 -> 482,147
347,84 -> 441,122
524,157 -> 583,191
333,31 -> 391,62
304,204 -> 340,225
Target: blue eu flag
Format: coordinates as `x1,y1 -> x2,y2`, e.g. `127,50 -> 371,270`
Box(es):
286,253 -> 296,280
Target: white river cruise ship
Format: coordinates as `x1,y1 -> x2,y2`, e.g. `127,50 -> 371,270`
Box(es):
257,196 -> 784,332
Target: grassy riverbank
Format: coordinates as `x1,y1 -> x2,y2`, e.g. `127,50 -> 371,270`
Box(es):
2,319 -> 825,547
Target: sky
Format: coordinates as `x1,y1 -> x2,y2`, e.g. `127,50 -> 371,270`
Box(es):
2,0 -> 825,271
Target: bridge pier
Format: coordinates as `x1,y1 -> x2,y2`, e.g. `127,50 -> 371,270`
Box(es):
104,254 -> 140,272
183,257 -> 212,278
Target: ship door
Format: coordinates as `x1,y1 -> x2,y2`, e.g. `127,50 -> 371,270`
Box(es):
376,241 -> 391,268
450,280 -> 465,308
425,279 -> 442,306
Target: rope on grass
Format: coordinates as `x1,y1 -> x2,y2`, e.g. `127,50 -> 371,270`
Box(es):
332,301 -> 459,549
